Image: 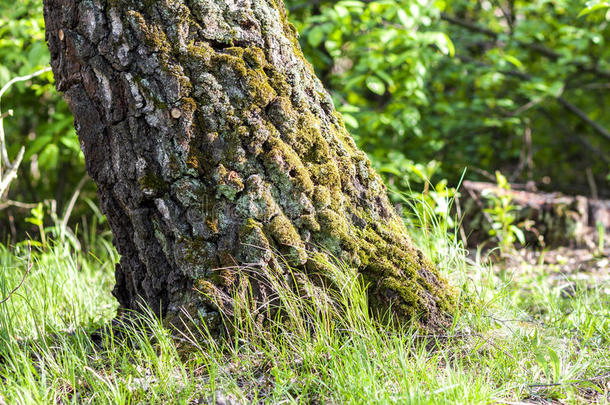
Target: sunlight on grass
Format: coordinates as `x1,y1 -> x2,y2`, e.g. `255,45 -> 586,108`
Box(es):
0,199 -> 608,404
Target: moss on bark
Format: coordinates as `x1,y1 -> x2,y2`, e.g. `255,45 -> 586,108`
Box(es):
44,0 -> 455,334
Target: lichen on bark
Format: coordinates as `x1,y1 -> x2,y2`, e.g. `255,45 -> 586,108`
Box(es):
44,0 -> 455,333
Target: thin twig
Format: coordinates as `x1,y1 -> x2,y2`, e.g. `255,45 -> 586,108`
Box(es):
441,14 -> 610,79
557,96 -> 610,142
512,97 -> 543,117
538,107 -> 610,164
0,66 -> 52,101
61,175 -> 89,231
0,242 -> 33,304
586,167 -> 598,200
0,200 -> 38,211
1,67 -> 52,199
455,53 -> 610,146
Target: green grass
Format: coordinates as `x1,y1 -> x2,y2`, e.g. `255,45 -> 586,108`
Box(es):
0,210 -> 608,404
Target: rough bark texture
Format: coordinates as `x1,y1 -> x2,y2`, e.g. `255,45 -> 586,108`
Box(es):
43,0 -> 454,333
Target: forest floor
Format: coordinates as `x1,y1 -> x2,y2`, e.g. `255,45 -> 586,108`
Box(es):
0,220 -> 608,404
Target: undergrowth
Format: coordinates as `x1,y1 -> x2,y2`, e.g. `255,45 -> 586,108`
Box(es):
0,194 -> 608,404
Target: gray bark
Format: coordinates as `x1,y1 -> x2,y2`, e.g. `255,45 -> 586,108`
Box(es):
43,0 -> 454,333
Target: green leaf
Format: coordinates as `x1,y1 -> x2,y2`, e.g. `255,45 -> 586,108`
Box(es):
548,82 -> 564,98
440,33 -> 455,57
578,2 -> 610,17
504,54 -> 523,69
342,113 -> 359,128
307,26 -> 327,48
396,8 -> 411,27
337,0 -> 365,9
38,143 -> 59,170
547,347 -> 561,383
59,132 -> 80,153
510,225 -> 525,245
24,134 -> 53,160
365,76 -> 386,95
375,69 -> 395,88
334,4 -> 349,18
535,351 -> 550,380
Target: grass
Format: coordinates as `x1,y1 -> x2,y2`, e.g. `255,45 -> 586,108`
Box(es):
0,204 -> 608,404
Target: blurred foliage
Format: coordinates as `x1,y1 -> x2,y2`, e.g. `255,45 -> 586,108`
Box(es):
289,0 -> 451,191
288,0 -> 610,195
1,0 -> 609,240
0,0 -> 86,215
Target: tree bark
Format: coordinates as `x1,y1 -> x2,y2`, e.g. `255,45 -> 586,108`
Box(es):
43,0 -> 454,333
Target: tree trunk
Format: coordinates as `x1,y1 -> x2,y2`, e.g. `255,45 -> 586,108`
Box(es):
43,0 -> 454,333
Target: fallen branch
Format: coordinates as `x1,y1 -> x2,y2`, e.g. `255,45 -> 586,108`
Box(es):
460,180 -> 610,247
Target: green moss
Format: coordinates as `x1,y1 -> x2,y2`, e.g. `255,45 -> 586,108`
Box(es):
265,213 -> 307,265
243,46 -> 267,69
126,11 -> 170,54
264,137 -> 314,195
289,113 -> 324,157
315,208 -> 356,255
208,49 -> 277,108
266,214 -> 302,246
239,218 -> 272,261
265,68 -> 292,97
175,235 -> 218,280
309,161 -> 341,188
183,94 -> 197,109
240,218 -> 266,240
186,41 -> 213,62
306,134 -> 331,164
224,47 -> 245,58
380,276 -> 421,307
312,186 -> 331,209
297,214 -> 320,232
138,170 -> 168,195
245,69 -> 277,107
214,164 -> 244,201
194,279 -> 224,306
